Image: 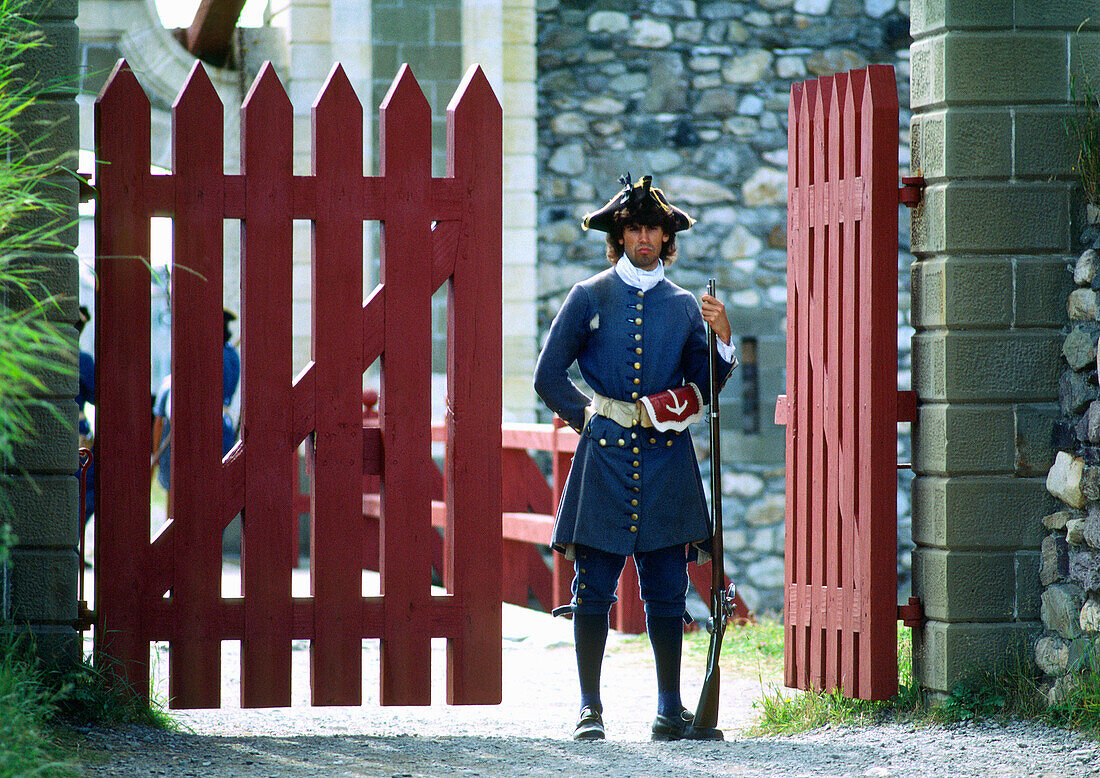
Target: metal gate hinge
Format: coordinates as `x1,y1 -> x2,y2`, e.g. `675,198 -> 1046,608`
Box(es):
897,596 -> 922,628
898,176 -> 924,208
74,601 -> 95,631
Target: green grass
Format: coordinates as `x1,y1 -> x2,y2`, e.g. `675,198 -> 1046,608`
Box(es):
0,637 -> 73,777
0,629 -> 176,777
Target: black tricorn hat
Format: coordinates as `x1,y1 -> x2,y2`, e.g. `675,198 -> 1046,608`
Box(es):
581,174 -> 695,233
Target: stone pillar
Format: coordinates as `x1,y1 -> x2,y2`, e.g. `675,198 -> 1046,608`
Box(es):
4,0 -> 82,667
463,0 -> 537,422
908,0 -> 1079,693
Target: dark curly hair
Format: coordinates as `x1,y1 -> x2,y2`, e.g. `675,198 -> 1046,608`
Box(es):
604,202 -> 680,265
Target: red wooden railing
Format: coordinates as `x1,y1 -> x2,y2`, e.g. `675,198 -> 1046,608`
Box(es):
776,65 -> 917,701
94,59 -> 502,708
361,416 -> 752,633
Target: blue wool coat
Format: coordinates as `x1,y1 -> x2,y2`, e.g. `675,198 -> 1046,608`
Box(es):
534,267 -> 735,557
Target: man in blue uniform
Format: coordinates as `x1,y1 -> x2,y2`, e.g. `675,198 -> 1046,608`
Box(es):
534,175 -> 737,742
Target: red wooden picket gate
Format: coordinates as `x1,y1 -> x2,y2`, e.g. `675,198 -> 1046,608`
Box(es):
775,65 -> 920,701
93,59 -> 502,708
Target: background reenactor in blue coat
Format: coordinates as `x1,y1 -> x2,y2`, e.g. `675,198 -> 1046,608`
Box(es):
535,175 -> 737,742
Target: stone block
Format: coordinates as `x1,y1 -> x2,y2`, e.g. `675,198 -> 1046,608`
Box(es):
914,620 -> 1039,694
1070,546 -> 1100,592
5,475 -> 78,547
912,547 -> 1015,621
1068,516 -> 1087,545
1082,466 -> 1100,501
1070,288 -> 1100,321
913,475 -> 1050,550
8,548 -> 78,623
909,257 -> 1011,329
912,182 -> 1072,255
913,403 -> 1014,475
1043,509 -> 1075,530
1086,509 -> 1100,548
1017,550 -> 1043,619
1040,533 -> 1070,585
1064,325 -> 1100,370
1047,451 -> 1086,508
24,0 -> 78,18
1017,2 -> 1100,30
1015,106 -> 1079,179
17,21 -> 79,98
912,330 -> 1062,403
373,8 -> 430,43
910,33 -> 1068,110
1015,403 -> 1060,476
1082,592 -> 1100,632
909,109 -> 1012,181
1080,249 -> 1100,287
1,251 -> 80,316
1080,401 -> 1100,444
1061,369 -> 1098,414
1035,634 -> 1070,675
1041,582 -> 1085,638
9,399 -> 78,475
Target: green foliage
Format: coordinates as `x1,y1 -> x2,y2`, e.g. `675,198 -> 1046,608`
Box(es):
749,625 -> 924,736
0,633 -> 74,777
1068,22 -> 1100,209
1046,638 -> 1100,737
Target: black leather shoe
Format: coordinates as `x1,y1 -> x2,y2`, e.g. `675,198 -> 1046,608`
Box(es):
651,708 -> 724,741
573,706 -> 605,741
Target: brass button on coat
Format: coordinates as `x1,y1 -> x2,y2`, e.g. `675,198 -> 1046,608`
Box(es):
634,318 -> 642,325
629,526 -> 637,533
632,473 -> 640,480
633,362 -> 641,369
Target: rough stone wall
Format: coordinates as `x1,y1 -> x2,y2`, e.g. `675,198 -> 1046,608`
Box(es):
3,0 -> 82,667
535,0 -> 913,613
1041,238 -> 1100,703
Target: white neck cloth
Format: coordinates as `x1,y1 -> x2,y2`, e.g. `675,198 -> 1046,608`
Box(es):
615,257 -> 665,292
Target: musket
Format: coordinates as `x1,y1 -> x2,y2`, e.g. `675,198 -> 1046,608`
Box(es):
691,278 -> 738,736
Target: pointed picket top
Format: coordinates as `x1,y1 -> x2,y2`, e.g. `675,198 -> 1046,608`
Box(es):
173,60 -> 221,114
845,69 -> 865,171
380,63 -> 429,118
96,59 -> 148,109
313,63 -> 361,116
243,61 -> 291,114
862,63 -> 898,113
447,64 -> 501,117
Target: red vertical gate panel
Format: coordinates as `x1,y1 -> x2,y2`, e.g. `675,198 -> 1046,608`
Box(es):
859,66 -> 900,699
379,65 -> 433,706
96,60 -> 504,709
824,74 -> 842,693
840,70 -> 863,696
239,63 -> 295,708
788,78 -> 814,693
444,66 -> 503,704
93,61 -> 152,697
808,78 -> 829,694
310,65 -> 366,706
168,64 -> 225,709
782,65 -> 900,701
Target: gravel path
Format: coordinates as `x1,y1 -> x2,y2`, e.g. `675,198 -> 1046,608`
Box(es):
70,601 -> 1098,777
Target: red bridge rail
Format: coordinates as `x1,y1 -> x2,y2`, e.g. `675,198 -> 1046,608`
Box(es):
94,60 -> 502,709
361,417 -> 752,633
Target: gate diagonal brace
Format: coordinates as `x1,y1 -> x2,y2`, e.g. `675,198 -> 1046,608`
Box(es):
898,176 -> 924,208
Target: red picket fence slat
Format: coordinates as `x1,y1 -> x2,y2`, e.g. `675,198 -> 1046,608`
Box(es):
94,59 -> 502,709
778,65 -> 900,701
